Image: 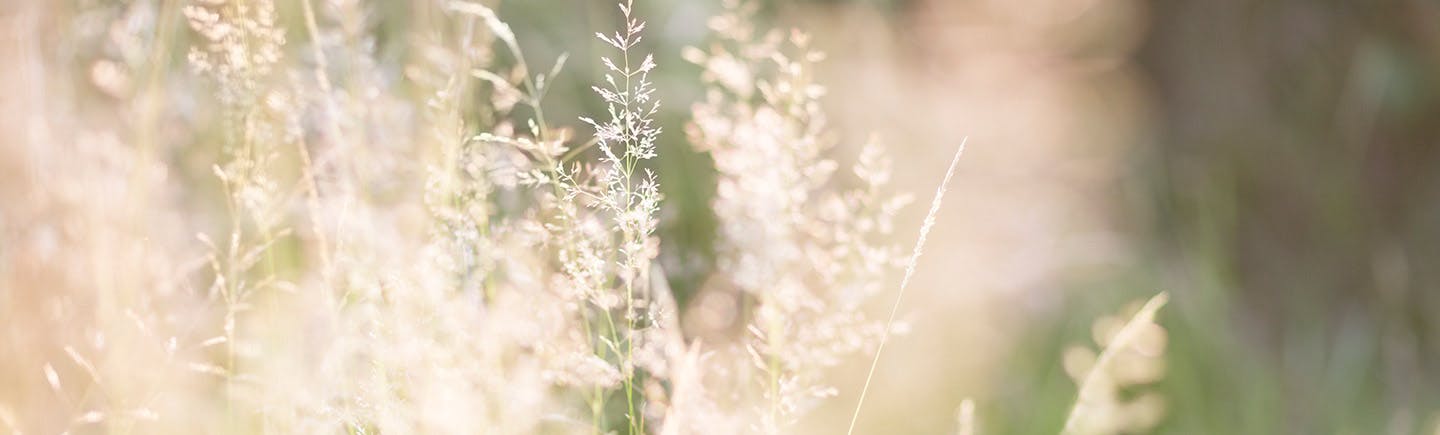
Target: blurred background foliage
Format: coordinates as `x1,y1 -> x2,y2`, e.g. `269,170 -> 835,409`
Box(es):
1137,1 -> 1440,433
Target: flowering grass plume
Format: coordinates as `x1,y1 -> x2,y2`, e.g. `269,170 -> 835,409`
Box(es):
685,1 -> 926,432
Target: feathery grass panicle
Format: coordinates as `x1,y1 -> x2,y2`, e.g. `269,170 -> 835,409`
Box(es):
687,1 -> 924,431
1061,292 -> 1170,435
575,2 -> 669,432
185,0 -> 300,429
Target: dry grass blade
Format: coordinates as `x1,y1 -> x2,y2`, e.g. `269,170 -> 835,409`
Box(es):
848,137 -> 967,435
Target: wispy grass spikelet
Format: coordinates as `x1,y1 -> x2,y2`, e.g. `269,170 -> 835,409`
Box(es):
848,137 -> 967,435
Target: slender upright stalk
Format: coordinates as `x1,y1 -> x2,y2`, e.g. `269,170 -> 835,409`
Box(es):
848,138 -> 967,435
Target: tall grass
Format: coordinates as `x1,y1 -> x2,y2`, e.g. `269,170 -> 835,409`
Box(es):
0,0 -> 1169,433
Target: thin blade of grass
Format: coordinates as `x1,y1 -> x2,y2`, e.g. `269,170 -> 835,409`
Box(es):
848,137 -> 967,435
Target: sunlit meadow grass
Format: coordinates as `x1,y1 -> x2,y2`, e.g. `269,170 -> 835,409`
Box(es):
0,0 -> 1166,433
